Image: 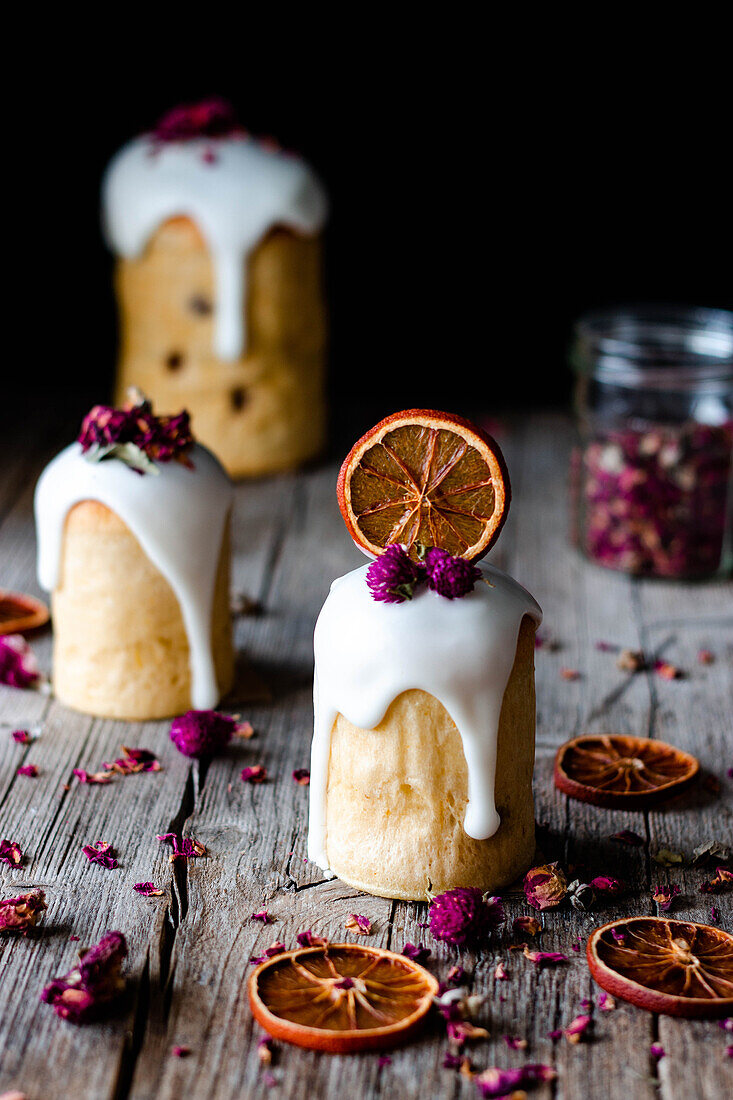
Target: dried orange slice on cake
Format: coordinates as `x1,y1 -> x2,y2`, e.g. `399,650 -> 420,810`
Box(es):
337,410 -> 510,561
553,734 -> 699,809
0,590 -> 49,636
248,943 -> 439,1052
588,917 -> 733,1018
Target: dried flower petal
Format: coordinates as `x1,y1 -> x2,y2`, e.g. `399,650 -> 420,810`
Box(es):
169,710 -> 242,758
590,875 -> 624,897
0,888 -> 46,933
366,544 -> 426,603
377,1054 -> 391,1068
41,931 -> 127,1024
103,745 -> 161,775
610,830 -> 645,846
251,911 -> 270,924
73,769 -> 113,785
710,905 -> 721,924
447,1020 -> 489,1046
560,667 -> 580,680
17,765 -> 38,778
134,882 -> 163,897
512,915 -> 542,938
0,635 -> 39,689
502,1035 -> 527,1050
523,947 -> 568,967
475,1064 -> 556,1097
494,961 -> 509,981
616,648 -> 646,672
402,943 -> 430,963
598,992 -> 615,1011
250,942 -> 286,965
153,97 -> 240,142
82,842 -> 118,870
697,649 -> 714,664
700,867 -> 733,894
11,729 -> 31,744
654,660 -> 682,681
156,833 -> 205,861
258,1036 -> 273,1065
292,769 -> 310,785
296,929 -> 328,948
523,863 -> 567,911
172,1045 -> 191,1058
429,888 -> 504,946
345,914 -> 372,935
692,840 -> 733,866
241,765 -> 267,784
0,840 -> 23,867
650,1042 -> 665,1060
423,547 -> 482,600
653,848 -> 684,867
652,883 -> 681,911
564,1014 -> 591,1043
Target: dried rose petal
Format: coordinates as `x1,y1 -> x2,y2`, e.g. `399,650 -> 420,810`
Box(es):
241,765 -> 267,784
523,947 -> 568,967
430,888 -> 504,945
494,961 -> 509,981
402,943 -> 430,964
103,745 -> 161,775
169,710 -> 243,758
17,765 -> 38,778
475,1064 -> 556,1097
655,660 -> 682,681
0,840 -> 23,867
598,992 -> 615,1011
73,769 -> 113,785
502,1035 -> 527,1050
697,649 -> 714,664
251,911 -> 270,924
292,769 -> 310,785
258,1036 -> 273,1065
157,833 -> 205,861
82,842 -> 118,870
564,1014 -> 591,1043
345,914 -> 372,935
134,882 -> 163,897
153,97 -> 240,142
610,829 -> 644,846
78,395 -> 193,473
700,867 -> 733,894
512,915 -> 542,938
651,1042 -> 665,1060
560,667 -> 580,681
11,729 -> 31,744
0,888 -> 46,933
250,942 -> 286,965
710,905 -> 721,924
0,635 -> 39,689
296,929 -> 328,948
447,1020 -> 489,1046
616,648 -> 646,672
523,863 -> 567,911
652,883 -> 681,911
172,1045 -> 191,1058
377,1054 -> 391,1068
41,931 -> 127,1023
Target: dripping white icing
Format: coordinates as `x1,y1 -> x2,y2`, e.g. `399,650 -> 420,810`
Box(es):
34,444 -> 232,709
102,135 -> 328,360
307,563 -> 542,871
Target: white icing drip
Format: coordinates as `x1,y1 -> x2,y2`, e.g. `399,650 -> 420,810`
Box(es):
34,444 -> 232,709
102,135 -> 328,360
307,563 -> 542,871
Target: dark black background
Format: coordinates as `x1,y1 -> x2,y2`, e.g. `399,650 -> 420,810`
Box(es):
8,34 -> 731,436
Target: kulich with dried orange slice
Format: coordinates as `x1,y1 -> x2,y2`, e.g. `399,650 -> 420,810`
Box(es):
308,409 -> 542,900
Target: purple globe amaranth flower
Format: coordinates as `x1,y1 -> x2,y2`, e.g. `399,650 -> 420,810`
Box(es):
153,97 -> 239,142
423,547 -> 483,600
429,888 -> 504,947
366,544 -> 426,603
169,709 -> 241,758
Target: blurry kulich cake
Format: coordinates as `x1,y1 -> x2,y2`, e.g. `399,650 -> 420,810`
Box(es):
34,393 -> 234,720
308,410 -> 542,901
102,98 -> 328,478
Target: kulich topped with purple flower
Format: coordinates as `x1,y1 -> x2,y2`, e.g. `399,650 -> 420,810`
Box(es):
366,543 -> 484,604
153,97 -> 241,143
78,389 -> 194,474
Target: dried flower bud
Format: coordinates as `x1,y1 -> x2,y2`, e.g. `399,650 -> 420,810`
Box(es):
0,635 -> 39,689
0,889 -> 47,933
41,931 -> 127,1024
423,547 -> 483,600
170,710 -> 242,758
523,863 -> 567,910
366,544 -> 426,603
429,888 -> 504,946
292,769 -> 310,785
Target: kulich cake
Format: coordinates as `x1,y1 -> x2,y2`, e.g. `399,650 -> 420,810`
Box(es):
102,98 -> 328,478
307,410 -> 542,901
34,393 -> 234,720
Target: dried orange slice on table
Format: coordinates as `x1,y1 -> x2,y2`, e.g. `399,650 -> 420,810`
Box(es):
588,917 -> 733,1018
248,943 -> 439,1052
0,590 -> 49,635
554,734 -> 699,808
337,410 -> 510,561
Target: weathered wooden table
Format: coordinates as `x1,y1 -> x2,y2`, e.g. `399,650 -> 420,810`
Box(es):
1,412 -> 731,1100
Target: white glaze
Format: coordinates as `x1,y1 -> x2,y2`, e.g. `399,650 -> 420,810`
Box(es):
308,563 -> 542,871
34,444 -> 232,709
102,135 -> 328,360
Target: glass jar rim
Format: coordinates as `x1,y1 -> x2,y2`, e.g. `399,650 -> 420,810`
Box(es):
572,305 -> 733,388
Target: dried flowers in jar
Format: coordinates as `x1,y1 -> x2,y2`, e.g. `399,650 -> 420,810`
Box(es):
571,306 -> 733,579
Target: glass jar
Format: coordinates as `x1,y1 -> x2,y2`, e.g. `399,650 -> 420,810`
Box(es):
570,306 -> 733,579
